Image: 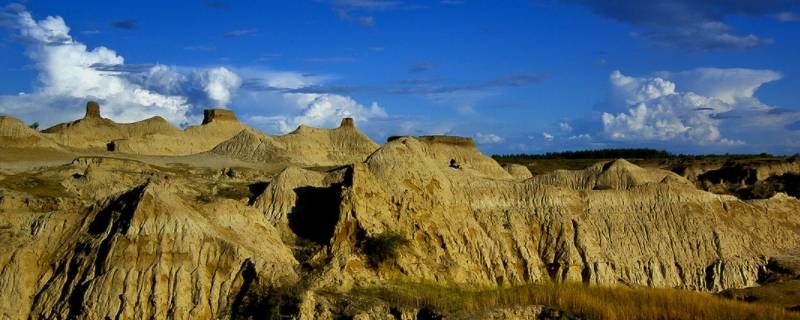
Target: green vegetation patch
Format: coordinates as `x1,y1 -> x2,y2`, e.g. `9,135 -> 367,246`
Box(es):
0,172 -> 70,198
363,231 -> 410,268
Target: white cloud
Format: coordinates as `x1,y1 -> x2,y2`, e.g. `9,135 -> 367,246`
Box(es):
475,132 -> 504,144
559,121 -> 573,132
655,68 -> 781,104
600,68 -> 789,147
0,6 -> 388,134
568,133 -> 591,141
198,67 -> 241,107
247,93 -> 387,133
542,132 -> 554,141
1,8 -> 193,125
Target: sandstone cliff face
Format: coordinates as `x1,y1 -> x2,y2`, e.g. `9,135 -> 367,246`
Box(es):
38,102 -> 249,155
305,137 -> 800,295
503,163 -> 533,180
2,116 -> 800,318
211,118 -> 380,167
0,115 -> 62,150
0,158 -> 297,319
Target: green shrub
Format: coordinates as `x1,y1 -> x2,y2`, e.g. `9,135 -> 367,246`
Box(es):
233,284 -> 300,320
363,232 -> 410,268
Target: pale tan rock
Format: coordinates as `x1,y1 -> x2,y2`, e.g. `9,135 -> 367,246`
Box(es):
503,163 -> 533,180
2,111 -> 800,319
211,118 -> 380,167
0,115 -> 62,150
0,181 -> 297,319
311,140 -> 800,295
40,101 -> 249,155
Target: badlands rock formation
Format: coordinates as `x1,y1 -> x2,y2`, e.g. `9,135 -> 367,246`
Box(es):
41,101 -> 249,155
211,118 -> 380,167
1,102 -> 799,319
0,116 -> 63,150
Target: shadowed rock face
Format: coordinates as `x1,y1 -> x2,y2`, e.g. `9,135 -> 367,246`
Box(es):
340,117 -> 355,128
202,108 -> 238,124
85,101 -> 101,119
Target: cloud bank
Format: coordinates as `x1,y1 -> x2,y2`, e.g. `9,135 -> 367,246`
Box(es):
0,5 -> 387,134
597,68 -> 800,151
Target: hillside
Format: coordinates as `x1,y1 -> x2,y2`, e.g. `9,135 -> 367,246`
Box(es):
39,101 -> 249,155
210,118 -> 380,167
1,105 -> 799,319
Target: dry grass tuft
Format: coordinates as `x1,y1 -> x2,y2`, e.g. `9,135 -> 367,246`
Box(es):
351,282 -> 800,319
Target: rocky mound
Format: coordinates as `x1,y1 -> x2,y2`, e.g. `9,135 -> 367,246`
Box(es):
114,108 -> 249,156
503,163 -> 533,180
0,115 -> 62,150
0,164 -> 297,319
42,101 -> 180,150
372,135 -> 513,180
211,118 -> 380,167
39,102 -> 249,155
529,158 -> 690,190
673,158 -> 800,199
2,107 -> 800,318
322,158 -> 799,289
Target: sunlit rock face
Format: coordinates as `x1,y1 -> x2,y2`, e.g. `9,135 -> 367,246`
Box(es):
1,109 -> 799,318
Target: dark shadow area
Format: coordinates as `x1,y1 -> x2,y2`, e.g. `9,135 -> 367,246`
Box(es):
288,184 -> 342,245
87,184 -> 145,235
247,182 -> 270,205
698,165 -> 757,185
416,307 -> 443,320
231,282 -> 300,320
231,259 -> 257,320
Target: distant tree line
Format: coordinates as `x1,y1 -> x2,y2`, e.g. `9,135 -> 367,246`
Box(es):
492,148 -> 783,161
493,148 -> 672,160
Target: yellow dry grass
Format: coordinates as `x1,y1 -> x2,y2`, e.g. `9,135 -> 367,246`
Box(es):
351,282 -> 800,320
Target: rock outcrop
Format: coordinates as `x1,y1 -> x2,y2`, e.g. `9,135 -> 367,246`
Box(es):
0,115 -> 62,150
211,118 -> 380,167
38,101 -> 250,155
503,163 -> 533,180
1,110 -> 800,318
202,108 -> 238,124
42,101 -> 182,151
0,159 -> 297,319
309,141 -> 799,292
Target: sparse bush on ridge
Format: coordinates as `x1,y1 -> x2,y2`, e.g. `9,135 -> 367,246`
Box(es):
351,282 -> 800,320
233,284 -> 301,320
363,231 -> 410,268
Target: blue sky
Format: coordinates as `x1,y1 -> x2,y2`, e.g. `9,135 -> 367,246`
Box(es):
1,1 -> 799,154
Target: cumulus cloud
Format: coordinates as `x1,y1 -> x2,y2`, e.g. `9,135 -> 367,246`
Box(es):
198,67 -> 241,106
0,6 -> 385,134
475,132 -> 504,144
600,68 -> 798,148
247,93 -> 387,133
542,132 -> 554,141
0,7 -> 194,125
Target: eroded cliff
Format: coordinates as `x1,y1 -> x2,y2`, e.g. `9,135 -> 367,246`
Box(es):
1,110 -> 799,319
